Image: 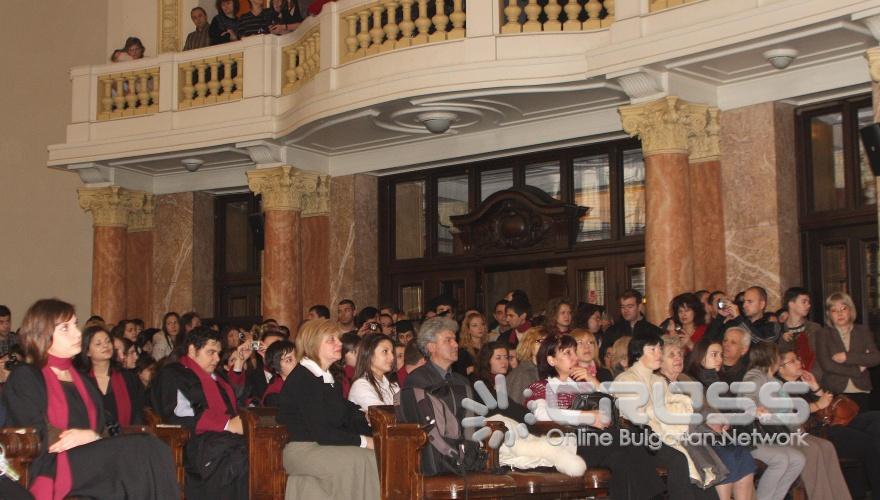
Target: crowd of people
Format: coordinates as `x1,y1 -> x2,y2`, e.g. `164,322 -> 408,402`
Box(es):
1,281 -> 880,500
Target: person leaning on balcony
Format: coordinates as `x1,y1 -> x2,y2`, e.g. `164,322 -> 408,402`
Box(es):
815,291 -> 880,412
268,0 -> 303,35
210,0 -> 240,45
183,7 -> 211,51
238,0 -> 272,37
277,319 -> 379,500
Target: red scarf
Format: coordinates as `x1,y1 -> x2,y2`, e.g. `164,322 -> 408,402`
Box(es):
31,354 -> 98,500
88,369 -> 132,426
179,356 -> 237,434
261,376 -> 284,406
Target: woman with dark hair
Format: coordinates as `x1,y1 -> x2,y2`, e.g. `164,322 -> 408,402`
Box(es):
136,327 -> 157,356
262,340 -> 296,406
573,302 -> 604,334
3,299 -> 177,499
337,331 -> 361,398
348,333 -> 399,411
682,337 -> 756,500
113,336 -> 138,370
670,292 -> 708,351
543,297 -> 573,336
526,334 -> 667,499
151,312 -> 181,361
210,0 -> 240,45
75,325 -> 144,429
472,340 -> 511,386
268,0 -> 303,34
123,37 -> 145,59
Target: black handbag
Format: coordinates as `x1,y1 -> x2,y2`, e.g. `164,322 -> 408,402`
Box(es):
569,391 -> 619,429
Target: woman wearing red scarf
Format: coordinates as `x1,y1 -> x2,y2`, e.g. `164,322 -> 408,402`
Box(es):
75,325 -> 144,430
3,299 -> 177,500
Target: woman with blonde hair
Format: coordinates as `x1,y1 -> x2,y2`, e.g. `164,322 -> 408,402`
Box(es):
506,326 -> 546,404
278,319 -> 379,500
569,329 -> 612,385
452,311 -> 487,376
815,291 -> 880,412
607,336 -> 631,377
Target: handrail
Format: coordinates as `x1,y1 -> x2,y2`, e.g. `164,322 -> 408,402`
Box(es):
500,0 -> 614,34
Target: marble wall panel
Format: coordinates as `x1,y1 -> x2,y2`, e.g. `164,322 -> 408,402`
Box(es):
720,102 -> 800,310
92,226 -> 127,324
329,175 -> 379,315
690,160 -> 726,293
126,230 -> 154,323
192,191 -> 214,318
301,215 -> 331,316
151,192 -> 195,326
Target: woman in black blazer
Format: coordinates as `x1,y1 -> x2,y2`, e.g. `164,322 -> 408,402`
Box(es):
277,319 -> 379,500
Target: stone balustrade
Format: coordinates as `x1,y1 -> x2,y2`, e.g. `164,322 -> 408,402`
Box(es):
501,0 -> 614,33
97,67 -> 160,120
649,0 -> 700,12
178,53 -> 244,110
282,28 -> 321,95
340,0 -> 466,63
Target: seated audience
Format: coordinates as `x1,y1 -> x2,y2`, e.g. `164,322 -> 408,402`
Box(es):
348,333 -> 400,411
210,0 -> 240,45
338,331 -> 360,398
183,6 -> 211,51
261,340 -> 296,406
601,289 -> 662,360
777,350 -> 880,499
719,327 -> 750,384
76,325 -> 144,429
395,340 -> 425,388
572,302 -> 604,338
615,333 -> 721,498
394,319 -> 415,345
113,336 -> 138,369
502,298 -> 532,348
670,292 -> 708,350
525,334 -> 667,499
741,343 -> 820,500
278,319 -> 379,500
4,299 -> 177,499
307,304 -> 331,320
682,338 -> 756,500
154,326 -> 249,499
777,287 -> 821,374
543,297 -> 574,336
451,311 -> 487,376
404,317 -> 472,417
569,328 -> 613,384
505,326 -> 544,405
151,311 -> 181,361
606,335 -> 631,377
815,291 -> 880,412
244,328 -> 286,405
487,299 -> 509,342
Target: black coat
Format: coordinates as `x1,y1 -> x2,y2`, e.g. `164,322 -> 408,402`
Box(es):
152,362 -> 237,431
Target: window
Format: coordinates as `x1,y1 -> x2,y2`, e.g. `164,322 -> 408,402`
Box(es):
437,175 -> 469,255
481,168 -> 513,201
525,161 -> 561,199
622,149 -> 646,236
395,180 -> 426,259
573,154 -> 611,242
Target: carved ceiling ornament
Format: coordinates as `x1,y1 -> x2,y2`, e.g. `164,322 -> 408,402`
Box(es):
77,186 -> 147,227
159,0 -> 181,54
247,166 -> 330,215
450,187 -> 587,256
619,96 -> 709,156
688,107 -> 721,163
866,47 -> 880,83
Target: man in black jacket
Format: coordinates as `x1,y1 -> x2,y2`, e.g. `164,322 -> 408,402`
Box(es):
705,286 -> 780,344
600,289 -> 662,359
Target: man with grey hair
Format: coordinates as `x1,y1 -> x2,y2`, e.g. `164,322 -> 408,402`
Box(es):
720,326 -> 751,384
404,317 -> 473,422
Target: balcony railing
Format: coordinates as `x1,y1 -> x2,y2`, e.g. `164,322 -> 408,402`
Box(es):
501,0 -> 615,33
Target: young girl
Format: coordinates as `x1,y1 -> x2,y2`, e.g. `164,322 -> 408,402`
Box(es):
348,333 -> 400,412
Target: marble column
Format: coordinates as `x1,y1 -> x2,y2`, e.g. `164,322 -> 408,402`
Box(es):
248,166 -> 329,330
78,186 -> 148,325
620,96 -> 708,323
126,195 -> 154,323
688,108 -> 727,293
329,174 -> 379,312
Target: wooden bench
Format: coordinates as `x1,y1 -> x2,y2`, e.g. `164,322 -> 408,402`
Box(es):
240,407 -> 288,500
368,405 -> 611,499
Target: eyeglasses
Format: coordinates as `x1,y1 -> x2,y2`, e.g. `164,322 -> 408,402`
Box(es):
781,356 -> 801,366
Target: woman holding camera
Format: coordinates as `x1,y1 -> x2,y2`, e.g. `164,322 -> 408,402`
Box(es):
4,299 -> 177,499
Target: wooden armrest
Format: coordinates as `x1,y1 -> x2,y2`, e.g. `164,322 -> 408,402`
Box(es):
241,408 -> 288,500
143,407 -> 189,499
121,425 -> 152,435
370,405 -> 427,500
485,420 -> 506,469
0,427 -> 40,488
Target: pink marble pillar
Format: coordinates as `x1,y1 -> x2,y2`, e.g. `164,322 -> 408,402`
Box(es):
126,230 -> 154,323
92,226 -> 127,324
263,209 -> 302,329
643,152 -> 695,323
301,215 -> 330,318
689,159 -> 727,293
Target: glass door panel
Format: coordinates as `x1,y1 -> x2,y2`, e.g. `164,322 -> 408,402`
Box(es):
525,161 -> 562,199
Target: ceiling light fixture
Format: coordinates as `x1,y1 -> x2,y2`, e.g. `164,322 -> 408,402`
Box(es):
181,158 -> 204,172
417,111 -> 458,134
762,48 -> 799,70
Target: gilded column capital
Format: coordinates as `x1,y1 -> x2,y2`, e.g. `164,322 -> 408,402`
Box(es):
866,47 -> 880,83
77,186 -> 143,227
688,107 -> 721,163
247,166 -> 330,215
619,96 -> 709,156
128,193 -> 155,232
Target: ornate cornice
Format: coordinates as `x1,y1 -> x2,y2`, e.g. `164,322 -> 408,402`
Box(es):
619,96 -> 709,156
866,47 -> 880,83
77,186 -> 147,227
247,166 -> 330,215
128,193 -> 155,232
688,107 -> 721,163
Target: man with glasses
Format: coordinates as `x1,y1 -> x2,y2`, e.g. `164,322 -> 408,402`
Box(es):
599,289 -> 661,360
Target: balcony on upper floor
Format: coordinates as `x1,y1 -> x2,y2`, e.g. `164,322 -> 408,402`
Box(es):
48,0 -> 880,193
